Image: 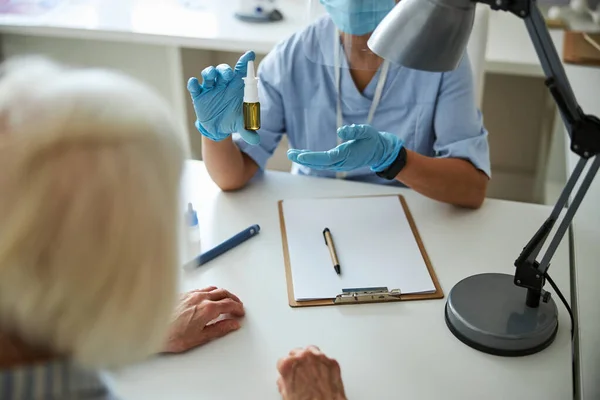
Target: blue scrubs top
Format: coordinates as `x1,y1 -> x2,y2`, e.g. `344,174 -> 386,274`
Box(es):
234,16 -> 491,186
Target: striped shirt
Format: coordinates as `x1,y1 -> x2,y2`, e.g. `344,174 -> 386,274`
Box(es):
0,359 -> 116,399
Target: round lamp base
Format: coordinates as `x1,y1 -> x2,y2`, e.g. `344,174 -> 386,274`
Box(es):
445,272 -> 558,357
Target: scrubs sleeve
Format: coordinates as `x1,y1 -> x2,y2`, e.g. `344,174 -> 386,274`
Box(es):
233,56 -> 286,171
432,53 -> 491,178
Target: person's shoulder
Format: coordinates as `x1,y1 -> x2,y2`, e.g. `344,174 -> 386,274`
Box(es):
400,51 -> 472,87
274,15 -> 331,60
440,51 -> 473,80
398,65 -> 444,88
258,16 -> 332,83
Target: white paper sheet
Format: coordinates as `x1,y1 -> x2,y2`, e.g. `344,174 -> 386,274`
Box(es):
281,196 -> 435,301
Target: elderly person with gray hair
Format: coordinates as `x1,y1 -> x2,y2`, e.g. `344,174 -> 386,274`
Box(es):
0,56 -> 346,400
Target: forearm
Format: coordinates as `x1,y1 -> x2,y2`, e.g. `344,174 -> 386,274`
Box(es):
201,136 -> 258,191
395,150 -> 488,209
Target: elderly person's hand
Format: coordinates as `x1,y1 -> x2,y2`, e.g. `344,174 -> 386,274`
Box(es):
163,287 -> 245,353
276,346 -> 347,400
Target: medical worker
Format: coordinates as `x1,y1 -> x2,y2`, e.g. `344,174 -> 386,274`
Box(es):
187,0 -> 491,209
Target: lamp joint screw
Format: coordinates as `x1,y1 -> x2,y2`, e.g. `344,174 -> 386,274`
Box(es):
536,274 -> 540,279
542,291 -> 552,303
517,280 -> 521,284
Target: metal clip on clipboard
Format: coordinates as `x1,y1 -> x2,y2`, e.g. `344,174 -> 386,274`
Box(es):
334,287 -> 402,304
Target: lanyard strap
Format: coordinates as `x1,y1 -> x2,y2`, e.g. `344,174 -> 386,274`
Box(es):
334,29 -> 390,130
333,29 -> 390,178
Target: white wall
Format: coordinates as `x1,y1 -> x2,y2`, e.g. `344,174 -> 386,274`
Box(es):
0,34 -> 191,154
544,108 -> 568,205
482,72 -> 557,203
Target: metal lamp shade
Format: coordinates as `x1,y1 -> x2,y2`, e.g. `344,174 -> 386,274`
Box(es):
367,0 -> 476,72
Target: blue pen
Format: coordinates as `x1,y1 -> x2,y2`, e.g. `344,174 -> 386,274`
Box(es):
197,224 -> 261,266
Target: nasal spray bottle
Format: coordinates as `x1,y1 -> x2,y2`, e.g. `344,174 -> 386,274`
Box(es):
185,202 -> 201,260
242,60 -> 261,131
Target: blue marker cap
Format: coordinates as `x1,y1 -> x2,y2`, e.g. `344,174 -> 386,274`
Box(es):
187,203 -> 198,227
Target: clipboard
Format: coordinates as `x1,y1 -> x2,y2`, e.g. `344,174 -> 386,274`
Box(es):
277,194 -> 444,307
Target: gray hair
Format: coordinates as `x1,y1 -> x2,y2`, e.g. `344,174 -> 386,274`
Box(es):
0,56 -> 186,368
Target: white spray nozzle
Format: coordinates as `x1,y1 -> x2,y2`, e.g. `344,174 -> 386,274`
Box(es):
246,60 -> 255,80
243,60 -> 259,103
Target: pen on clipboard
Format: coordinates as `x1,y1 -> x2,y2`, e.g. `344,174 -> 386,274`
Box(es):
323,227 -> 341,275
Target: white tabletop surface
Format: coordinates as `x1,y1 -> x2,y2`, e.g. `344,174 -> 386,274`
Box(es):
104,161 -> 573,400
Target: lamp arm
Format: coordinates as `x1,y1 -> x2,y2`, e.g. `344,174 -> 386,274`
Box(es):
474,0 -> 600,307
537,157 -> 600,276
524,3 -> 581,138
476,0 -> 600,155
513,158 -> 584,276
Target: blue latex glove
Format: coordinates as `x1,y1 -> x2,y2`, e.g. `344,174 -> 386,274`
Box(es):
187,51 -> 260,145
287,124 -> 404,172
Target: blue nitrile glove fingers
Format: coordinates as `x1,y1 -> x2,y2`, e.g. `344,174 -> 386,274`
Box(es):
287,124 -> 403,172
235,115 -> 261,145
186,50 -> 260,145
336,125 -> 405,172
286,149 -> 325,170
286,149 -> 308,163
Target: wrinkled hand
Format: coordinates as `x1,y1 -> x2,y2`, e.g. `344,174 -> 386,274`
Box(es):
276,346 -> 347,400
187,51 -> 260,145
287,124 -> 403,172
163,287 -> 245,353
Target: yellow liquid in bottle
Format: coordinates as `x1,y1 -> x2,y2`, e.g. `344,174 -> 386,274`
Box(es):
243,102 -> 261,131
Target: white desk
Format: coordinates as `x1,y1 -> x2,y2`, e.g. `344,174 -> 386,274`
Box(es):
105,161 -> 572,400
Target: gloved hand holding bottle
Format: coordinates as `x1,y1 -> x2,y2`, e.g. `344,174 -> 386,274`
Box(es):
287,124 -> 404,173
187,51 -> 260,145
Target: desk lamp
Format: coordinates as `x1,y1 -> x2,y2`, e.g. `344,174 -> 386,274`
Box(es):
368,0 -> 600,356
